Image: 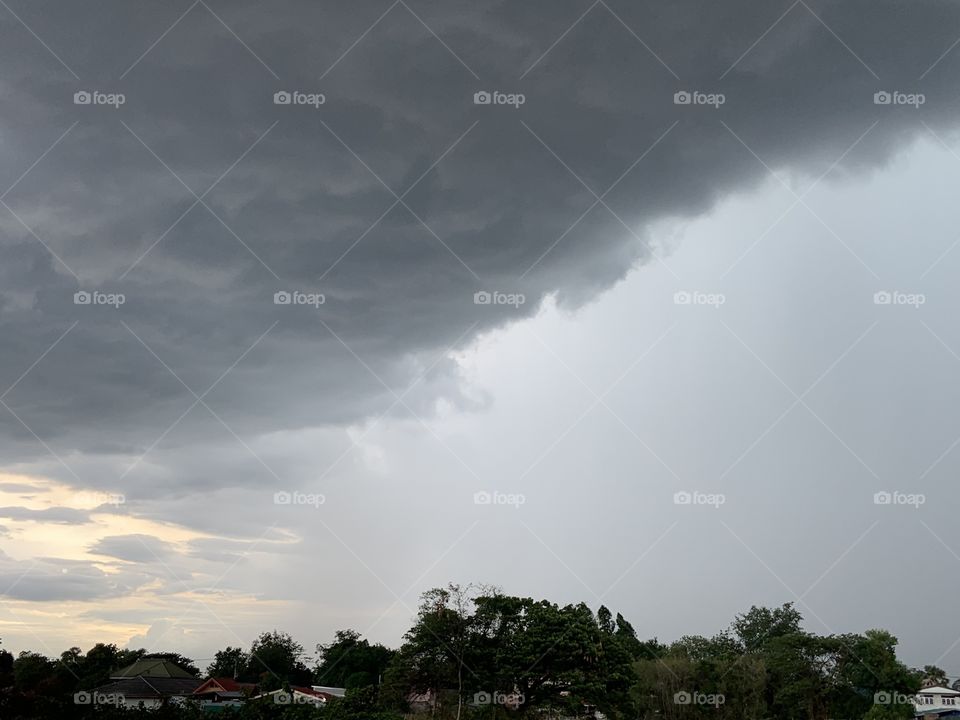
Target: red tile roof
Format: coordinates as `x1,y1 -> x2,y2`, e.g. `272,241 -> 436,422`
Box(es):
192,677 -> 257,695
291,686 -> 335,700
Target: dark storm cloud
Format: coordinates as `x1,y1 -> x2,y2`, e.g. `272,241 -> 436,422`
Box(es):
1,0 -> 959,493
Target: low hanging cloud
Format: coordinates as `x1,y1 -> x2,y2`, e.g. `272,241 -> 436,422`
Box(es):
88,533 -> 176,563
0,0 -> 959,500
0,551 -> 147,602
0,506 -> 91,525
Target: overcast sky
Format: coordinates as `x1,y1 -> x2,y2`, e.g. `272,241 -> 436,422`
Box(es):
1,0 -> 960,674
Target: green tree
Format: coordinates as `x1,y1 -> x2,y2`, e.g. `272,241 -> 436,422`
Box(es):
824,630 -> 917,720
207,646 -> 249,679
763,632 -> 841,720
13,651 -> 55,693
76,643 -> 122,688
470,595 -> 637,717
400,584 -> 487,719
732,603 -> 803,652
862,703 -> 916,720
315,629 -> 395,689
919,663 -> 949,688
246,630 -> 312,690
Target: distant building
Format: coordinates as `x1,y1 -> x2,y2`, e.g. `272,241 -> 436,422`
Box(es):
311,685 -> 347,697
914,685 -> 960,718
191,677 -> 258,709
90,657 -> 201,709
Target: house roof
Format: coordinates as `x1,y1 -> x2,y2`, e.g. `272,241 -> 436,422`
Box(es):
920,686 -> 960,695
94,676 -> 203,699
192,677 -> 257,695
311,685 -> 346,697
111,658 -> 197,679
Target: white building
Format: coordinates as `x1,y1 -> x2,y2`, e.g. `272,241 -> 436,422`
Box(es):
914,685 -> 960,717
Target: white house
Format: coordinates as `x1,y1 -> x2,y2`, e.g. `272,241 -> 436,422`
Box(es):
914,685 -> 960,717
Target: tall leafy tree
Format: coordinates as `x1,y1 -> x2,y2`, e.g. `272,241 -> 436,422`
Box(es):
206,646 -> 249,679
315,629 -> 395,689
245,630 -> 313,689
918,663 -> 949,688
401,584 -> 490,719
732,603 -> 803,652
12,652 -> 55,693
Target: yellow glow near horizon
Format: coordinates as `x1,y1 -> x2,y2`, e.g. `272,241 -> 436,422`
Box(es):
0,472 -> 295,655
0,472 -> 215,563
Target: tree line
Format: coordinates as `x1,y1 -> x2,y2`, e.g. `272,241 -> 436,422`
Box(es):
0,583 -> 944,719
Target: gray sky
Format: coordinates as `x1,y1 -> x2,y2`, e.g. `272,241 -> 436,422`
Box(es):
0,0 -> 959,674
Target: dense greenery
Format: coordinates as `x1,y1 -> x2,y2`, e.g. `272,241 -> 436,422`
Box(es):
315,629 -> 395,689
0,586 -> 940,720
